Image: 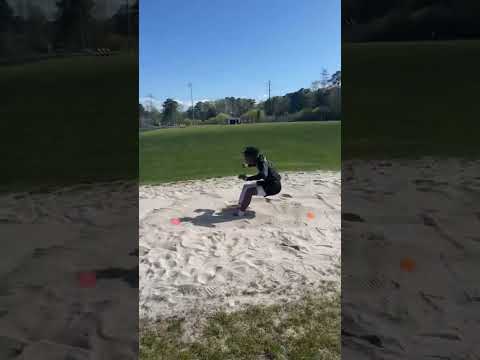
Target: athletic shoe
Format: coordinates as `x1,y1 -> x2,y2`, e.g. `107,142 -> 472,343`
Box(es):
234,210 -> 245,217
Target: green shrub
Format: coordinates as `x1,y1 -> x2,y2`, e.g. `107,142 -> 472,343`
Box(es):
241,109 -> 265,123
203,113 -> 230,125
289,107 -> 333,122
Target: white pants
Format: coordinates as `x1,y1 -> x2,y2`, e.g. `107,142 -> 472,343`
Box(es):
238,183 -> 266,205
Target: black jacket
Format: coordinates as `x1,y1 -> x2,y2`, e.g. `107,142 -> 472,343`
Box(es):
246,154 -> 281,185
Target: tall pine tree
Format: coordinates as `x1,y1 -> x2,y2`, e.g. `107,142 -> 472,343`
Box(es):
0,0 -> 13,33
55,0 -> 94,50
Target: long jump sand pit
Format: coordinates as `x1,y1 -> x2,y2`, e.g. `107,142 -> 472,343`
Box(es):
139,171 -> 341,321
342,158 -> 480,359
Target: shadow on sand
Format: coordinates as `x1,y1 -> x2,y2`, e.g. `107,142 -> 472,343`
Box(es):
180,208 -> 256,228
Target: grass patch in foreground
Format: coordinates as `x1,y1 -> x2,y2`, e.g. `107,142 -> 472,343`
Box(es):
140,122 -> 340,184
140,293 -> 340,360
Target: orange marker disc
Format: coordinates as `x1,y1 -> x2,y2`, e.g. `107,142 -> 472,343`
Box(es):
400,258 -> 415,272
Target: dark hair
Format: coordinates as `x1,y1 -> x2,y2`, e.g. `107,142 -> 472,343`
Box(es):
243,146 -> 259,158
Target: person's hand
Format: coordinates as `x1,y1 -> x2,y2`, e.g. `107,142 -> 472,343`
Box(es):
238,174 -> 247,180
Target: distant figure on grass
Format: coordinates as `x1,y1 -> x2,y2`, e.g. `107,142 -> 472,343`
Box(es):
236,146 -> 282,216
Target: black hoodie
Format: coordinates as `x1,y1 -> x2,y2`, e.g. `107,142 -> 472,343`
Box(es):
246,154 -> 282,185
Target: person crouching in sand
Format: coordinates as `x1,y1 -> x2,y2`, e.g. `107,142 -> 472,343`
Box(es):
236,146 -> 282,216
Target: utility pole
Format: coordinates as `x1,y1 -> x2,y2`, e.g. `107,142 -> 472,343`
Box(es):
147,93 -> 157,126
126,0 -> 130,52
21,0 -> 26,19
268,80 -> 271,103
188,83 -> 195,121
268,80 -> 274,119
147,94 -> 154,112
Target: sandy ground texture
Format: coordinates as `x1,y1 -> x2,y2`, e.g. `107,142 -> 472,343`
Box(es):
0,182 -> 138,359
342,158 -> 480,359
139,171 -> 341,321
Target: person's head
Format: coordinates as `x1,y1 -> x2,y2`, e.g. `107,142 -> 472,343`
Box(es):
243,146 -> 259,165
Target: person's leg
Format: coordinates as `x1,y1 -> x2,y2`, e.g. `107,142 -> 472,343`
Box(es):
238,183 -> 257,205
239,186 -> 258,211
256,184 -> 267,197
263,182 -> 281,197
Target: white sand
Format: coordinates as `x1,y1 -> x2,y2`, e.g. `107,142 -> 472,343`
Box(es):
139,171 -> 341,320
342,158 -> 480,359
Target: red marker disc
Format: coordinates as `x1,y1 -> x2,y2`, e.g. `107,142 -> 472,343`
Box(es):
78,271 -> 96,288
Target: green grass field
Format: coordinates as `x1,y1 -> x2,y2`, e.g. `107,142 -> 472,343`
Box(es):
3,40 -> 477,192
343,40 -> 479,159
140,122 -> 340,184
0,54 -> 138,192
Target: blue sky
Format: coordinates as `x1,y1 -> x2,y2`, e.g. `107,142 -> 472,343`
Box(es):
140,0 -> 340,109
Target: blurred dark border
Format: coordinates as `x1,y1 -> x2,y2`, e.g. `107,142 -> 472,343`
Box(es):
343,1 -> 480,43
342,0 -> 479,358
0,1 -> 139,358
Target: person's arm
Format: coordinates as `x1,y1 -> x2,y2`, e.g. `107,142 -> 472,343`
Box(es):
246,160 -> 268,181
246,173 -> 262,181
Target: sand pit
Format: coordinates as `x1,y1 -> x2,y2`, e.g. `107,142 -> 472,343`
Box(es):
0,182 -> 138,359
139,171 -> 341,320
342,158 -> 480,359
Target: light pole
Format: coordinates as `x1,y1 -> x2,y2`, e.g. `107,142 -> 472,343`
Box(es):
267,80 -> 272,118
188,83 -> 195,122
126,0 -> 130,52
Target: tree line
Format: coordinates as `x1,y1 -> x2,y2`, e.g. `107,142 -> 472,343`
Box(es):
0,0 -> 138,58
140,70 -> 341,127
344,0 -> 480,42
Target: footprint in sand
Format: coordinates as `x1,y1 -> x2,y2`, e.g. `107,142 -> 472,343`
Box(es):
252,260 -> 265,266
204,287 -> 216,297
342,212 -> 365,222
281,243 -> 301,252
356,275 -> 389,292
166,259 -> 177,268
178,284 -> 196,295
316,194 -> 335,210
196,273 -> 209,284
